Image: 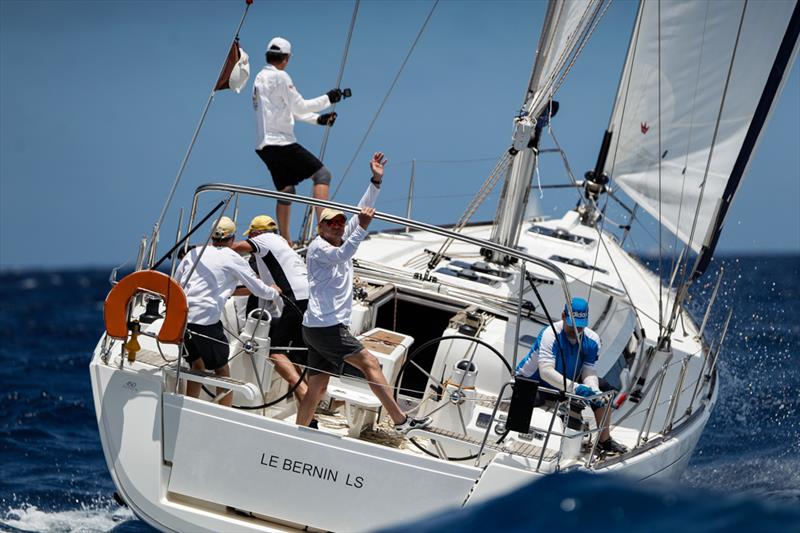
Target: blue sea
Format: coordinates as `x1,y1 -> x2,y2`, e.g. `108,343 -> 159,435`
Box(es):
1,256 -> 798,532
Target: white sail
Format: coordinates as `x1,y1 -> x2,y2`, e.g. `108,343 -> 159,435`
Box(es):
605,0 -> 799,255
525,0 -> 606,117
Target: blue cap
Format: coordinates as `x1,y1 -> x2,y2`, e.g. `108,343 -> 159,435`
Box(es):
564,297 -> 589,328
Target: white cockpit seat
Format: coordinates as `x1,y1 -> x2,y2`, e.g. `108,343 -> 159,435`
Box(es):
327,328 -> 414,437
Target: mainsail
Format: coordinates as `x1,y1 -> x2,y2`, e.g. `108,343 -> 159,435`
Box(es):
604,0 -> 800,273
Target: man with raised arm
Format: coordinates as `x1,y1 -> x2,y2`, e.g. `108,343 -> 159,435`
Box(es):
516,297 -> 628,455
232,215 -> 310,404
297,152 -> 432,434
252,36 -> 344,244
175,216 -> 281,406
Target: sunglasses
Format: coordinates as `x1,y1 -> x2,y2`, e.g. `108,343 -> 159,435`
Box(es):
322,217 -> 346,228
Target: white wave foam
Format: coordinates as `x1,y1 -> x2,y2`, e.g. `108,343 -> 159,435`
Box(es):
0,502 -> 136,533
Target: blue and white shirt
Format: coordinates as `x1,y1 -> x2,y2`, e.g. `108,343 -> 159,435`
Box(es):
516,320 -> 601,392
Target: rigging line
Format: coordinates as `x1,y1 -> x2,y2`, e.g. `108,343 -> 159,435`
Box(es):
299,0 -> 361,241
656,0 -> 664,337
550,0 -> 614,99
529,0 -> 611,118
152,2 -> 252,256
380,191 -> 500,204
666,0 -> 750,336
590,209 -> 652,333
321,0 -> 360,163
665,0 -> 711,321
607,0 -> 646,181
528,0 -> 601,116
427,151 -> 511,269
179,193 -> 235,291
585,193 -> 612,307
331,0 -> 440,201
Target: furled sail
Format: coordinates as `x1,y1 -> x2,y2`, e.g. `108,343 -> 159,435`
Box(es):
524,0 -> 608,118
490,0 -> 609,256
605,0 -> 800,269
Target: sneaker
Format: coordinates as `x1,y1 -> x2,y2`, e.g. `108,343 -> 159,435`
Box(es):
394,416 -> 432,434
598,437 -> 629,455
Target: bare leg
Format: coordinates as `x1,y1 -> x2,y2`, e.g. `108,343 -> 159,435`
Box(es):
296,373 -> 329,427
186,358 -> 206,398
214,364 -> 233,407
276,184 -> 295,243
276,204 -> 292,243
270,353 -> 307,402
312,183 -> 329,221
594,406 -> 611,442
344,350 -> 406,424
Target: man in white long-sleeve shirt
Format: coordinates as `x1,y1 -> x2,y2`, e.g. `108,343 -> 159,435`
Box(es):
298,152 -> 432,434
253,36 -> 344,243
516,297 -> 628,454
175,216 -> 281,406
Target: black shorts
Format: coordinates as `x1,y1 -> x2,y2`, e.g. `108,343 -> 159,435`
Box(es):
256,143 -> 323,190
184,321 -> 229,371
269,299 -> 308,363
302,324 -> 364,376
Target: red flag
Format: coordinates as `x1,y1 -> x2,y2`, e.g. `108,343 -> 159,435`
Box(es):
215,41 -> 250,93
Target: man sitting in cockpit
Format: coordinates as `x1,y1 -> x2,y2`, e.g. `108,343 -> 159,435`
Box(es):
516,297 -> 628,455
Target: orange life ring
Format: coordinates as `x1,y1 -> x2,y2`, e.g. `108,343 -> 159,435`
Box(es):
104,270 -> 188,344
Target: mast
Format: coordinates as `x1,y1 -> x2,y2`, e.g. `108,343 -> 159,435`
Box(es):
485,0 -> 608,263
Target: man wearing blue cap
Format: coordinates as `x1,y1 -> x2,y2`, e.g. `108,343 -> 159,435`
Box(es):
516,297 -> 628,455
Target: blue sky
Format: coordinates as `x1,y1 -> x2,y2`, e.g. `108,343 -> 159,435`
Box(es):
1,0 -> 798,270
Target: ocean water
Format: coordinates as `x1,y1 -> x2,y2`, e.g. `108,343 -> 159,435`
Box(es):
0,256 -> 798,532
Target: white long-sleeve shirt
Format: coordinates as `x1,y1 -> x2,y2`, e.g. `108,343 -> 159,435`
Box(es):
175,245 -> 279,325
252,64 -> 331,148
303,183 -> 380,328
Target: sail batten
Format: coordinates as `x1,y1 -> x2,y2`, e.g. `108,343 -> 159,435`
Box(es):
605,0 -> 800,264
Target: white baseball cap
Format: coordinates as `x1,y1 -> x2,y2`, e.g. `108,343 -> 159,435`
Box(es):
266,37 -> 291,55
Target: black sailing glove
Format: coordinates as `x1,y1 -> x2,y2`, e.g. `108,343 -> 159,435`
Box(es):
317,112 -> 337,126
326,88 -> 343,103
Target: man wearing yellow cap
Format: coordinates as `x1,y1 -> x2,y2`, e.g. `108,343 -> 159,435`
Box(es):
232,214 -> 310,403
297,152 -> 432,434
174,216 -> 281,406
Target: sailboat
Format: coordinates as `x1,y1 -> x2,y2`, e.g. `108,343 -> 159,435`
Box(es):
89,0 -> 800,531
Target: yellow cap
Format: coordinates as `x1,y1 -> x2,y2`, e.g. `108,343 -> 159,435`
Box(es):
244,215 -> 277,236
319,208 -> 346,224
212,216 -> 236,239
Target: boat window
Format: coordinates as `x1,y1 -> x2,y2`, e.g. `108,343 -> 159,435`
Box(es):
518,334 -> 536,348
449,260 -> 513,280
549,255 -> 608,274
435,259 -> 511,287
528,225 -> 594,245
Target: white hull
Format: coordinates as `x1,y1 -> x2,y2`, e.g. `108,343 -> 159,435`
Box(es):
91,216 -> 718,532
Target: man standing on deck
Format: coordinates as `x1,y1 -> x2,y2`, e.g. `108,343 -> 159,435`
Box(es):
232,215 -> 309,404
175,216 -> 281,406
516,297 -> 629,455
296,152 -> 432,434
253,36 -> 344,244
